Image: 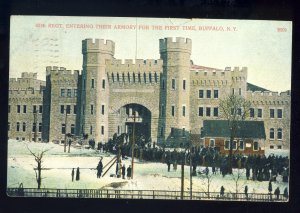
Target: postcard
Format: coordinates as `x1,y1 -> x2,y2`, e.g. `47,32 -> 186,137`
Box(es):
7,16 -> 291,201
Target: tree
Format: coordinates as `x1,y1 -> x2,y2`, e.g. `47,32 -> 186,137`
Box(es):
199,167 -> 214,198
219,94 -> 251,174
26,145 -> 51,189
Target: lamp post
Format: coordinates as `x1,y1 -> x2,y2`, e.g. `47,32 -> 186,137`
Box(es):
131,111 -> 136,179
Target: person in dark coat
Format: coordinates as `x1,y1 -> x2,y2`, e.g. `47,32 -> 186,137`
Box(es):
268,181 -> 272,193
76,167 -> 80,181
167,159 -> 171,172
97,159 -> 103,178
71,168 -> 75,181
220,186 -> 225,197
274,187 -> 280,200
244,185 -> 248,199
283,187 -> 288,199
122,164 -> 126,179
127,165 -> 132,179
246,166 -> 250,180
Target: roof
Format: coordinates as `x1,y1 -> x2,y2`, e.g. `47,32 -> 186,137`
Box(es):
190,64 -> 222,71
202,120 -> 266,139
247,82 -> 269,92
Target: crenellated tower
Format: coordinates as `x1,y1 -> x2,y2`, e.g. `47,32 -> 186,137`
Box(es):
79,39 -> 115,142
159,37 -> 192,145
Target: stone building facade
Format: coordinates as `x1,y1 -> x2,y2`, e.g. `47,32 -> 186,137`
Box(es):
8,37 -> 291,152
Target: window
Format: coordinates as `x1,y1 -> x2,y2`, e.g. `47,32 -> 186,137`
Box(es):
67,89 -> 72,97
90,126 -> 93,135
71,124 -> 75,134
171,106 -> 175,117
74,89 -> 77,97
62,124 -> 66,134
270,145 -> 274,149
172,79 -> 176,89
209,139 -> 215,147
198,107 -> 203,116
257,109 -> 262,118
206,107 -> 211,116
23,105 -> 27,113
270,128 -> 275,139
199,90 -> 204,98
16,122 -> 20,131
270,109 -> 275,118
102,79 -> 105,89
253,141 -> 259,151
232,88 -> 235,95
91,105 -> 94,115
33,105 -> 37,113
60,105 -> 64,114
278,145 -> 282,149
213,107 -> 218,117
239,88 -> 242,95
183,80 -> 186,90
206,90 -> 211,98
214,90 -> 218,98
101,126 -> 104,135
149,73 -> 152,83
277,128 -> 282,140
277,109 -> 282,118
61,89 -> 65,97
39,105 -> 43,113
224,140 -> 230,150
22,122 -> 26,132
182,128 -> 186,137
66,105 -> 71,114
32,123 -> 36,132
182,106 -> 186,117
250,108 -> 254,118
17,105 -> 21,113
239,140 -> 244,150
38,123 -> 42,132
73,105 -> 77,114
101,105 -> 105,115
91,79 -> 95,88
237,108 -> 242,116
232,140 -> 237,150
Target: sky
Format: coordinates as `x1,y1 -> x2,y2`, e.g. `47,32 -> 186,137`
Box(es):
10,16 -> 292,92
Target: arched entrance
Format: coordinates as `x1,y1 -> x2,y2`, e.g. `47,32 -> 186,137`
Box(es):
116,104 -> 151,144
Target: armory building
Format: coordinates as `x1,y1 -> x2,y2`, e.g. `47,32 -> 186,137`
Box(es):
8,37 -> 291,153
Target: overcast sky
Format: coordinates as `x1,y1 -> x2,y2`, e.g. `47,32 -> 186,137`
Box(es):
10,16 -> 292,92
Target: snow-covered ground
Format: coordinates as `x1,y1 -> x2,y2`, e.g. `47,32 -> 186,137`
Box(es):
7,140 -> 288,195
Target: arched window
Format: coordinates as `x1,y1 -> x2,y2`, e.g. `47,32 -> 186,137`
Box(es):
270,128 -> 275,139
111,73 -> 114,82
133,73 -> 136,83
143,73 -> 146,83
277,128 -> 282,140
117,73 -> 119,81
127,73 -> 130,82
154,72 -> 158,83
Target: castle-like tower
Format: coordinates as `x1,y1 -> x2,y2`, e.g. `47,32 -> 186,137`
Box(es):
159,37 -> 192,144
79,39 -> 115,142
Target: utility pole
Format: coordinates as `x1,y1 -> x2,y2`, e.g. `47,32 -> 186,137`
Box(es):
64,109 -> 68,153
189,131 -> 192,200
131,111 -> 136,179
181,159 -> 184,200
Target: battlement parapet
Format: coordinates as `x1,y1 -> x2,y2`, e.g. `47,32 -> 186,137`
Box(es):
82,38 -> 115,55
159,37 -> 192,54
106,59 -> 163,72
21,72 -> 37,79
46,66 -> 80,77
246,90 -> 291,99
